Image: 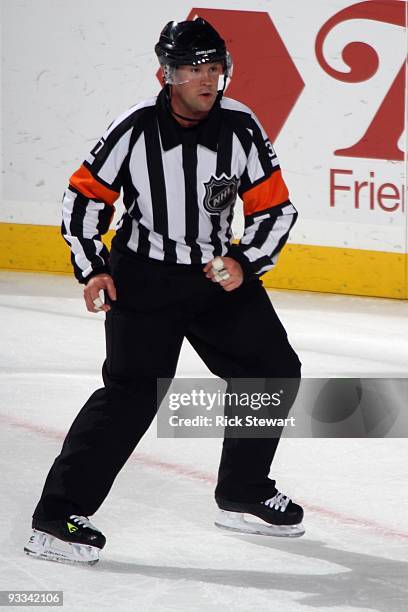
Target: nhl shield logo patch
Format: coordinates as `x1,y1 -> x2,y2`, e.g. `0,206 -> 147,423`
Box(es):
203,174 -> 239,215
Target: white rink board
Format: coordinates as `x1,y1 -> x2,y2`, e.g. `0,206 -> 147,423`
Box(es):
1,0 -> 407,255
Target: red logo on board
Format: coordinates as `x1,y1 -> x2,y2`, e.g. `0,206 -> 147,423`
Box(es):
155,4 -> 405,163
316,0 -> 406,161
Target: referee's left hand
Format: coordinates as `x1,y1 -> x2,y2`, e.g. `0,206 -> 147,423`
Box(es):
203,257 -> 243,292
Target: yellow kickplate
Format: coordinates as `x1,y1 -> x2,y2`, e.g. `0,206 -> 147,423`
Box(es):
262,243 -> 407,299
0,223 -> 406,299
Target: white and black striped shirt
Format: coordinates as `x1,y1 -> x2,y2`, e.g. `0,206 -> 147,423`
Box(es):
62,89 -> 297,283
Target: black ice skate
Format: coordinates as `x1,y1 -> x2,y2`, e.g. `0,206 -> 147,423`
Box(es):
215,490 -> 305,537
24,515 -> 106,565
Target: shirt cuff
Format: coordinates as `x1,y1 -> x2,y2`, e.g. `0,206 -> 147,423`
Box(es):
80,265 -> 111,285
225,245 -> 256,281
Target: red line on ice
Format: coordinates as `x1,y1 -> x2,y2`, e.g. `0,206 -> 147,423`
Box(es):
2,413 -> 408,542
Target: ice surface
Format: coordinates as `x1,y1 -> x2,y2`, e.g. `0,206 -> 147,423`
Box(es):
0,271 -> 407,612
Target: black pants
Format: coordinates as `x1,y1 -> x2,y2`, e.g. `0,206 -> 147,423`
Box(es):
33,248 -> 301,521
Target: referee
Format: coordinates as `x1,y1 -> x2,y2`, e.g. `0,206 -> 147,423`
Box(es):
25,17 -> 304,565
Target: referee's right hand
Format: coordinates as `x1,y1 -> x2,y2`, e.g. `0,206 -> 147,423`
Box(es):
84,274 -> 117,313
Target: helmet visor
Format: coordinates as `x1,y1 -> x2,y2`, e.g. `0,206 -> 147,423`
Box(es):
160,52 -> 233,90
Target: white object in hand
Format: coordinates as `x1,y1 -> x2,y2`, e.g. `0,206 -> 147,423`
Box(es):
93,293 -> 104,310
215,270 -> 230,281
212,257 -> 230,282
212,257 -> 225,272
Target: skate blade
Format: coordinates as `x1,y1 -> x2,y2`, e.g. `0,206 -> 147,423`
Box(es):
24,529 -> 100,565
214,510 -> 305,538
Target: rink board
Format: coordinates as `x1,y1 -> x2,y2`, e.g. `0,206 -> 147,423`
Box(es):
0,1 -> 407,298
0,222 -> 405,299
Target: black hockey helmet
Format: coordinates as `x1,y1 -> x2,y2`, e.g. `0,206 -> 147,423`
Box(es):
155,18 -> 232,88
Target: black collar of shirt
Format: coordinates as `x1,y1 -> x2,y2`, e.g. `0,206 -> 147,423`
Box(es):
156,88 -> 221,152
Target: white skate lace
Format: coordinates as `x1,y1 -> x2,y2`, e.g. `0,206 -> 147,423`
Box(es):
262,492 -> 290,512
69,515 -> 100,532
